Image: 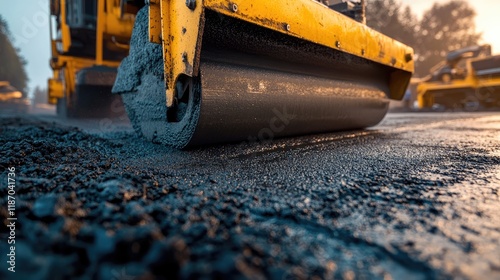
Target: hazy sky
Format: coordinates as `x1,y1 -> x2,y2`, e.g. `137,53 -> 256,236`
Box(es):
0,0 -> 51,92
0,0 -> 498,92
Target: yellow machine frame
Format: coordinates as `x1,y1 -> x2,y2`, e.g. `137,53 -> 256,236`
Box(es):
417,56 -> 500,108
147,0 -> 414,107
48,0 -> 135,105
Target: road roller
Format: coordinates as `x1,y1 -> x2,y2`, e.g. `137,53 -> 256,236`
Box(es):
48,0 -> 142,118
417,45 -> 500,111
112,0 -> 414,148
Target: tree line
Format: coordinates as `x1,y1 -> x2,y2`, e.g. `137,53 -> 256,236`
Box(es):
366,0 -> 481,77
0,15 -> 28,95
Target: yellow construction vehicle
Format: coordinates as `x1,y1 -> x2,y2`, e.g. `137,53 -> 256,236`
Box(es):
0,81 -> 30,114
112,0 -> 414,148
48,0 -> 142,118
417,45 -> 500,111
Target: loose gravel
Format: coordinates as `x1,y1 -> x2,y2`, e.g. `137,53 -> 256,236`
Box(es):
0,113 -> 499,279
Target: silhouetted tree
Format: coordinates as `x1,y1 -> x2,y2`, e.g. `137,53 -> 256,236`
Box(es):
366,0 -> 417,47
366,0 -> 481,77
32,86 -> 48,105
415,0 -> 481,77
0,15 -> 29,94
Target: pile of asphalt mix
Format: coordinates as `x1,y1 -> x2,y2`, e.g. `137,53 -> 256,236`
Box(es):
0,115 -> 499,279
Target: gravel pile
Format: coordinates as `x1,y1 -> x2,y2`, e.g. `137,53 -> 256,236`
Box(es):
1,115 -> 499,279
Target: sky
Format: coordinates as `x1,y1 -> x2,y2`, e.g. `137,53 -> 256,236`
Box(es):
0,0 -> 499,92
0,0 -> 51,92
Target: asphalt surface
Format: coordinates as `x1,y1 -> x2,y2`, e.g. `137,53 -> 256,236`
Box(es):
1,111 -> 499,279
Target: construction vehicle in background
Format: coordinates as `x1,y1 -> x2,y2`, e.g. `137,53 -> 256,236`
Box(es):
417,45 -> 500,111
0,81 -> 30,114
48,0 -> 142,118
112,0 -> 414,148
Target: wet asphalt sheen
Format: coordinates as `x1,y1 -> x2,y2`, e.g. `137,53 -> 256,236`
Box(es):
0,112 -> 499,279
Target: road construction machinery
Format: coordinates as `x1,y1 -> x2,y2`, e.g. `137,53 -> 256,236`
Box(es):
0,81 -> 30,114
113,0 -> 414,148
417,45 -> 500,111
48,0 -> 142,118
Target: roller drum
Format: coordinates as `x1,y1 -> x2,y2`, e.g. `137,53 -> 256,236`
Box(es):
114,8 -> 395,148
190,60 -> 389,146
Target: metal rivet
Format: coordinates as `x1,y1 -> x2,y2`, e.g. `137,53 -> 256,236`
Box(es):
186,0 -> 196,10
285,24 -> 291,31
361,49 -> 365,56
335,41 -> 341,48
231,3 -> 238,12
182,53 -> 188,62
405,53 -> 413,62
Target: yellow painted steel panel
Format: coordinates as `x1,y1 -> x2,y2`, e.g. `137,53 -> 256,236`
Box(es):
149,0 -> 162,43
159,0 -> 203,107
151,0 -> 414,107
204,0 -> 414,72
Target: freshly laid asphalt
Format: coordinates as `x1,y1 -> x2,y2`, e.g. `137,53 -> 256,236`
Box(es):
0,112 -> 499,279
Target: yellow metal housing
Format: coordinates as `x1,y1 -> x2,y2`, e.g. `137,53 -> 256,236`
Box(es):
48,78 -> 64,104
48,55 -> 121,104
149,0 -> 414,108
417,55 -> 500,109
96,0 -> 135,64
48,0 -> 137,107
